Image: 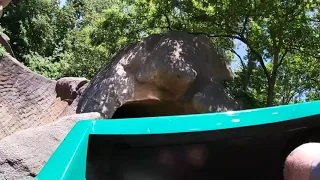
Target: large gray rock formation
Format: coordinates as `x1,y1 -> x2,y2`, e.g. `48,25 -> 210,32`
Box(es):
0,54 -> 99,180
0,31 -> 240,180
0,112 -> 102,180
0,55 -> 88,139
77,31 -> 240,118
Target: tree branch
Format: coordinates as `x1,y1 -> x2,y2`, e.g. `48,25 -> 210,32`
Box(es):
278,49 -> 288,66
232,49 -> 246,70
237,35 -> 270,81
241,16 -> 249,36
163,13 -> 173,31
187,32 -> 240,39
187,31 -> 270,81
224,48 -> 247,71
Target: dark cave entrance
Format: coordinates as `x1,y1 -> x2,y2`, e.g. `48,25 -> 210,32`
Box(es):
111,99 -> 195,119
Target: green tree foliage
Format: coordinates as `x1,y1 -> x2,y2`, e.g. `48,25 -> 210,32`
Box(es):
174,0 -> 320,106
274,54 -> 319,104
1,0 -> 74,60
0,0 -> 319,107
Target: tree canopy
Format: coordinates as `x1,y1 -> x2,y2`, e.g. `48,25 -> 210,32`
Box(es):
0,0 -> 319,108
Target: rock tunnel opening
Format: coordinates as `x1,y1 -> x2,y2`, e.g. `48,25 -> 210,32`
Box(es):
111,99 -> 195,119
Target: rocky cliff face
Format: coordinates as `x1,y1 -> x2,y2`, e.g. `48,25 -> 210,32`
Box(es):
0,55 -> 90,139
0,31 -> 240,180
0,54 -> 101,179
78,31 -> 240,118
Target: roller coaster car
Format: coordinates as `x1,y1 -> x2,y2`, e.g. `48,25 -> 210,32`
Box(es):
37,101 -> 320,180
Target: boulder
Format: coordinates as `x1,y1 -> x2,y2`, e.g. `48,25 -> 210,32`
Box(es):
77,31 -> 240,118
0,55 -> 88,139
56,77 -> 89,103
0,112 -> 103,180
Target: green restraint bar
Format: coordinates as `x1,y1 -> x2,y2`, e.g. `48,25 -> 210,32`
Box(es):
36,100 -> 320,180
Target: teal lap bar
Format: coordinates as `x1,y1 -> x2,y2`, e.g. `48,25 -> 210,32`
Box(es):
36,101 -> 320,180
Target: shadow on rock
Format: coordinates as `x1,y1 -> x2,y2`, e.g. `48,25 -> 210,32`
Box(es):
77,31 -> 241,118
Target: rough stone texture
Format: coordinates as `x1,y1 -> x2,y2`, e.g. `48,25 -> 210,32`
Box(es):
56,77 -> 89,103
0,112 -> 103,180
77,31 -> 240,118
0,55 -> 88,139
58,83 -> 90,118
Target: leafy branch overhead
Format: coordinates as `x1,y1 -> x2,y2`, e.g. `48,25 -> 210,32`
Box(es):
0,0 -> 319,107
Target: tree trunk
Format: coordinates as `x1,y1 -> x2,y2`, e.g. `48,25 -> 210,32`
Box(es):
266,44 -> 281,107
266,78 -> 276,106
243,51 -> 255,91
